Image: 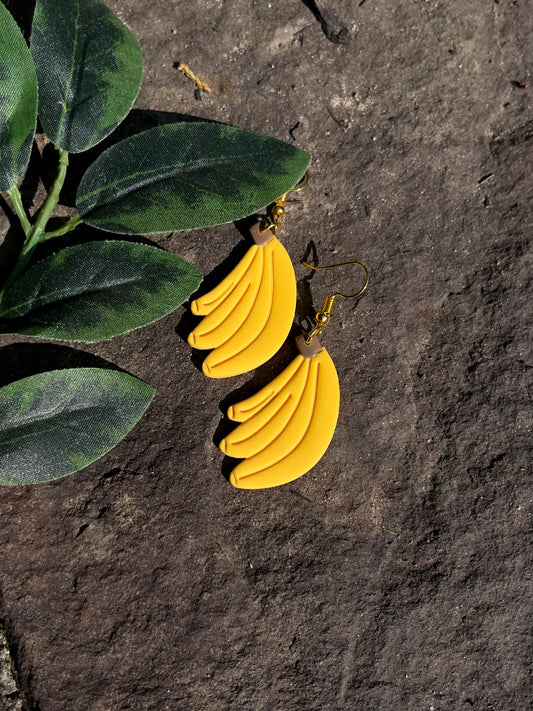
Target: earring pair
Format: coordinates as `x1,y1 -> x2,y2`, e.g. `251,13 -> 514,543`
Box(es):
188,178 -> 369,489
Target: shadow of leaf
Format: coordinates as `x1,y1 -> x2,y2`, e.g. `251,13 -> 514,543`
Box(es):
0,342 -> 123,389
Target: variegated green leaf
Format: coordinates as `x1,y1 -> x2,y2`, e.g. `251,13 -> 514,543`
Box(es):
0,368 -> 154,485
30,0 -> 143,153
0,1 -> 38,192
76,122 -> 311,234
0,240 -> 202,342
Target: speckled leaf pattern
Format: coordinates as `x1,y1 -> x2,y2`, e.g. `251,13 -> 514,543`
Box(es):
76,122 -> 311,234
0,368 -> 154,485
0,240 -> 202,342
30,0 -> 142,153
0,2 -> 38,192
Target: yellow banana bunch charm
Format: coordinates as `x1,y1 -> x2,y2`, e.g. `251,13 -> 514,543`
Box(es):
220,334 -> 340,489
221,260 -> 369,489
188,178 -> 307,378
188,222 -> 295,378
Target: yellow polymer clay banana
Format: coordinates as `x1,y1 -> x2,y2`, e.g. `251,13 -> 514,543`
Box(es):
220,258 -> 369,490
188,220 -> 296,378
219,334 -> 340,489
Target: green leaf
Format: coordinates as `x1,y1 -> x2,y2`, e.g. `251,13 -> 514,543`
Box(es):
0,240 -> 202,342
0,368 -> 154,485
0,2 -> 38,192
30,0 -> 143,153
76,122 -> 311,234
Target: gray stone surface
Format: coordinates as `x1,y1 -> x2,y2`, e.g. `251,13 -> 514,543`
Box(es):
0,0 -> 531,709
0,622 -> 27,711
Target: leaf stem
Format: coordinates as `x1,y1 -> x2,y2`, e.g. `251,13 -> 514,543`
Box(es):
0,146 -> 70,305
23,146 -> 70,254
41,214 -> 83,241
7,186 -> 32,237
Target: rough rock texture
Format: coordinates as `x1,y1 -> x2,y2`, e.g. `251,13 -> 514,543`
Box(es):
0,0 -> 531,709
0,621 -> 28,711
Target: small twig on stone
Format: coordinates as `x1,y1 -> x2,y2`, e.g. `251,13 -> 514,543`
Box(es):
310,1 -> 349,44
175,62 -> 211,93
382,525 -> 399,536
478,173 -> 494,185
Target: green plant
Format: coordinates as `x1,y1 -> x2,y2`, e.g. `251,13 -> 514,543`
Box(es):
0,0 -> 310,485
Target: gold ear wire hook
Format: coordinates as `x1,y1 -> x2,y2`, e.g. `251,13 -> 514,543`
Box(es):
302,258 -> 369,342
260,170 -> 310,235
288,169 -> 310,194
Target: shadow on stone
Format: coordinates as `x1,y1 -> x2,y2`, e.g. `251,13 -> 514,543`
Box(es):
0,343 -> 123,389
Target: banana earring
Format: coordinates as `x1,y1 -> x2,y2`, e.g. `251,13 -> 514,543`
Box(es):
187,174 -> 309,378
219,258 -> 369,490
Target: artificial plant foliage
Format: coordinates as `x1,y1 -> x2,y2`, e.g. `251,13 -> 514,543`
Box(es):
30,0 -> 143,153
76,122 -> 311,234
0,0 -> 311,484
0,1 -> 38,193
0,241 -> 202,342
0,368 -> 155,485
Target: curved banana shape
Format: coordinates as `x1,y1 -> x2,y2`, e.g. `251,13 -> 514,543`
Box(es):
188,233 -> 296,378
219,338 -> 340,489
